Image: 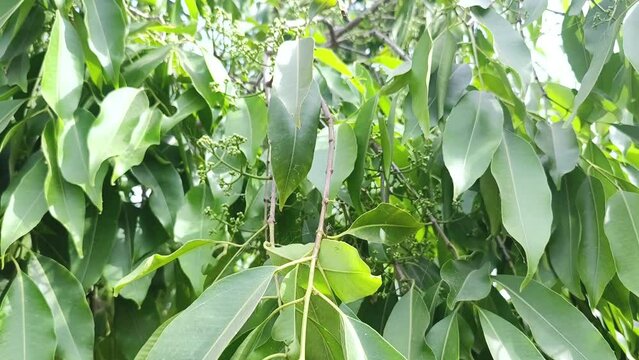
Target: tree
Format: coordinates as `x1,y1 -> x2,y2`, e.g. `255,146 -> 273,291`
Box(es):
1,0 -> 639,358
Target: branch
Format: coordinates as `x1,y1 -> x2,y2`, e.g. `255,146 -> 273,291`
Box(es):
372,30 -> 409,61
299,100 -> 336,360
331,0 -> 388,40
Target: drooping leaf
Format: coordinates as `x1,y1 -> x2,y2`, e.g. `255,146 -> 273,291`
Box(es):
576,176 -> 615,307
82,0 -> 127,82
495,275 -> 616,360
433,30 -> 456,120
308,123 -> 357,197
534,121 -> 579,189
443,91 -> 503,198
269,82 -> 321,208
425,312 -> 458,360
1,153 -> 47,255
521,0 -> 547,25
0,269 -> 56,359
341,313 -> 406,360
490,130 -> 553,284
123,46 -> 172,87
0,99 -> 25,135
42,120 -> 86,256
271,38 -> 315,127
440,255 -> 492,307
337,203 -> 423,244
112,108 -> 162,181
604,191 -> 639,297
41,12 -> 84,120
624,4 -> 639,72
145,266 -> 276,360
27,255 -> 94,360
477,308 -> 544,360
409,29 -> 433,136
348,96 -> 378,211
383,285 -> 431,359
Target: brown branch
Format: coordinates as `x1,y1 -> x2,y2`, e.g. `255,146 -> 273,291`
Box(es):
332,0 -> 388,40
299,99 -> 336,360
372,30 -> 410,61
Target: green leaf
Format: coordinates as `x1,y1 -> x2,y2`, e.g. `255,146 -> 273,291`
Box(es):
111,108 -> 162,181
576,176 -> 614,307
433,30 -> 456,120
131,158 -> 184,235
86,87 -> 149,185
494,275 -> 616,360
27,255 -> 94,360
225,95 -> 268,165
473,7 -> 532,85
443,91 -> 504,198
425,312 -> 458,360
161,87 -> 206,133
82,0 -> 127,82
145,266 -> 276,360
440,255 -> 492,307
348,96 -> 378,212
379,96 -> 396,180
71,189 -> 121,290
534,121 -> 579,189
0,269 -> 56,359
521,0 -> 547,25
308,123 -> 357,198
383,286 -> 431,359
0,153 -> 47,255
135,315 -> 176,360
271,38 -> 315,127
269,82 -> 321,208
123,46 -> 172,87
337,203 -> 423,244
409,29 -> 433,136
41,12 -> 84,120
477,308 -> 544,360
490,130 -> 552,284
42,120 -> 86,256
113,239 -> 213,295
604,190 -> 639,297
624,4 -> 639,72
341,313 -> 406,360
173,184 -> 218,243
547,170 -> 585,298
0,1 -> 23,30
0,99 -> 25,135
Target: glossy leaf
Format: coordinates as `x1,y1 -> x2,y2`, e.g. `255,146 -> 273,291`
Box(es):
443,91 -> 503,198
82,0 -> 126,82
225,95 -> 268,164
348,96 -> 378,211
521,0 -> 547,25
409,29 -> 433,136
440,255 -> 492,307
624,4 -> 639,72
0,99 -> 25,135
338,203 -> 423,244
477,308 -> 544,360
342,313 -> 406,360
383,286 -> 431,359
425,312 -> 458,360
534,121 -> 579,189
308,123 -> 357,197
112,108 -> 162,181
604,191 -> 639,297
490,130 -> 552,284
123,46 -> 172,87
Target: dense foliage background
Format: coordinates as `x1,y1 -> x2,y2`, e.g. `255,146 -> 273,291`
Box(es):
2,0 -> 639,359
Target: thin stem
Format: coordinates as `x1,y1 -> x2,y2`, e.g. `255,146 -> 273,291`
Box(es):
333,0 -> 388,40
299,100 -> 337,360
274,256 -> 313,272
267,143 -> 277,247
372,30 -> 409,61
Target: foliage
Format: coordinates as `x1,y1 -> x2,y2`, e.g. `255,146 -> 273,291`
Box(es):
3,0 -> 639,359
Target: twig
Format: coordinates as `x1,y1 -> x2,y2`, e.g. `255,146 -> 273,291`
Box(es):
332,0 -> 388,40
267,144 -> 277,247
299,100 -> 336,360
372,30 -> 410,61
428,213 -> 461,258
496,235 -> 517,274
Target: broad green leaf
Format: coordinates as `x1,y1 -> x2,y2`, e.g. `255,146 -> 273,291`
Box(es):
112,108 -> 162,181
383,286 -> 431,359
479,172 -> 501,235
561,15 -> 590,81
490,130 -> 552,284
433,30 -> 456,120
379,96 -> 396,179
495,275 -> 616,360
178,50 -> 228,108
82,0 -> 126,82
341,313 -> 406,360
114,239 -> 213,295
624,4 -> 639,72
477,308 -> 544,360
314,47 -> 364,93
131,158 -> 184,235
347,96 -> 378,211
0,269 -> 56,359
135,315 -> 176,360
269,82 -> 321,208
42,120 -> 86,256
576,176 -> 614,307
0,1 -> 22,30
604,191 -> 639,297
174,184 -> 217,243
534,121 -> 579,189
123,46 -> 172,87
271,38 -> 314,127
86,87 -> 149,185
337,203 -> 423,244
27,255 -> 94,360
611,124 -> 639,143
440,255 -> 492,307
308,123 -> 357,198
473,7 -> 532,85
1,153 -> 47,255
161,87 -> 206,133
521,0 -> 547,25
425,312 -> 458,360
443,91 -> 503,198
225,95 -> 268,164
547,171 -> 585,298
145,266 -> 276,360
71,190 -> 121,290
0,99 -> 25,135
409,29 -> 433,136
41,12 -> 84,120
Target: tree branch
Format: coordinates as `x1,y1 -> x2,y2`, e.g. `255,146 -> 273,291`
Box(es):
372,30 -> 409,61
330,0 -> 388,42
299,100 -> 336,360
